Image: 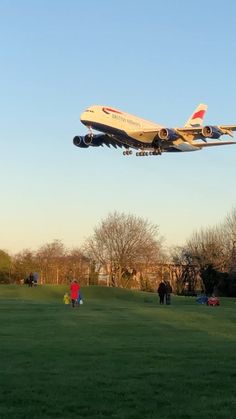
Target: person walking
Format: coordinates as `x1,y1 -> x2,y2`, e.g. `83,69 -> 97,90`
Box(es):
165,281 -> 172,305
28,272 -> 34,287
70,279 -> 80,308
157,280 -> 167,305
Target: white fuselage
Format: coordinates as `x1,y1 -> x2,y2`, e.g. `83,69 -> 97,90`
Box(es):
80,105 -> 162,144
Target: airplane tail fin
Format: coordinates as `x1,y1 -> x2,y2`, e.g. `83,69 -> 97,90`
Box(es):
184,103 -> 208,127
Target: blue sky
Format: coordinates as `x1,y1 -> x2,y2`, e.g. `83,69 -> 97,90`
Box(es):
1,0 -> 236,253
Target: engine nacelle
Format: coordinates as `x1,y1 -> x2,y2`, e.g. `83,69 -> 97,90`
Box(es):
202,126 -> 223,139
83,134 -> 94,145
158,128 -> 179,141
73,136 -> 89,148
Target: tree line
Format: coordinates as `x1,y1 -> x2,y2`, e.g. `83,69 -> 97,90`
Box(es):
1,209 -> 236,296
171,207 -> 236,296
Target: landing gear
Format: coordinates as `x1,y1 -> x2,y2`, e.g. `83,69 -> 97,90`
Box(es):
153,148 -> 162,155
123,149 -> 133,156
135,151 -> 149,157
136,151 -> 147,156
85,127 -> 94,143
136,148 -> 162,156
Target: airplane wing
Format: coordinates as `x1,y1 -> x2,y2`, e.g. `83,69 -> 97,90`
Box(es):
134,125 -> 236,135
178,125 -> 236,134
193,141 -> 236,148
219,125 -> 236,131
127,124 -> 236,144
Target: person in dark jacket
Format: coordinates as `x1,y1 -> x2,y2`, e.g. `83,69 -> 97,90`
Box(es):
28,272 -> 34,287
157,280 -> 167,305
165,281 -> 172,305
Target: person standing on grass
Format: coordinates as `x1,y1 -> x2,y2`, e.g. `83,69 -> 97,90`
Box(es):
70,279 -> 80,308
157,280 -> 167,305
63,292 -> 70,305
77,291 -> 83,305
165,281 -> 172,305
28,272 -> 34,287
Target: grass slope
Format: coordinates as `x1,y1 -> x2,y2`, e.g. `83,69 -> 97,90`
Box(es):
0,285 -> 236,419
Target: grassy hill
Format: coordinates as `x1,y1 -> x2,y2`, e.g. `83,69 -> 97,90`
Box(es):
0,285 -> 236,419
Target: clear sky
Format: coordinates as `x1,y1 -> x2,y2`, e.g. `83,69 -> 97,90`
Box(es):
1,0 -> 236,254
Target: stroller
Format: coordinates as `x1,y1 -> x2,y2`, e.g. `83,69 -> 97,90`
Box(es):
207,296 -> 220,306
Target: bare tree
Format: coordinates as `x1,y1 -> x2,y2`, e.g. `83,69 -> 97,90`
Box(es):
182,215 -> 236,294
84,212 -> 165,287
66,248 -> 90,284
0,250 -> 12,283
170,246 -> 203,294
223,207 -> 236,271
12,249 -> 38,283
36,239 -> 66,284
186,226 -> 227,271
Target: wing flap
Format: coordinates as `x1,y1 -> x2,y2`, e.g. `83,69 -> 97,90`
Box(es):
92,134 -> 130,149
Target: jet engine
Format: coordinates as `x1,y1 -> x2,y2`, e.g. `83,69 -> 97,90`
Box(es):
73,135 -> 92,148
83,134 -> 94,145
202,126 -> 223,139
157,128 -> 179,141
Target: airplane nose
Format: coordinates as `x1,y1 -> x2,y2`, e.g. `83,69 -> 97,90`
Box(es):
80,112 -> 87,125
80,109 -> 94,127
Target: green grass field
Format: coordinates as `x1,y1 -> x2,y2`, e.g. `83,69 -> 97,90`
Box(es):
0,285 -> 236,419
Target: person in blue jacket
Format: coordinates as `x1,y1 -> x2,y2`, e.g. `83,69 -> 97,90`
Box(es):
77,291 -> 83,305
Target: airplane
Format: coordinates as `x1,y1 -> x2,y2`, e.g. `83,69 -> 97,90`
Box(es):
73,104 -> 236,156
